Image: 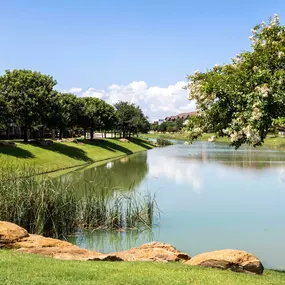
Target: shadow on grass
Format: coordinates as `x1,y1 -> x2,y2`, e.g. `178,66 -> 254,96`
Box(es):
80,139 -> 134,155
0,146 -> 35,159
128,137 -> 155,150
34,142 -> 93,162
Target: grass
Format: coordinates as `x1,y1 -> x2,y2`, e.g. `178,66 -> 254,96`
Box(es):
142,133 -> 285,147
0,165 -> 157,237
0,138 -> 155,174
1,251 -> 285,285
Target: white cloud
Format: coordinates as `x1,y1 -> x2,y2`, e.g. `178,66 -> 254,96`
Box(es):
65,87 -> 83,93
68,81 -> 195,121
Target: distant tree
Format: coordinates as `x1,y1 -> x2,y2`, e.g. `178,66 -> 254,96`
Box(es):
115,101 -> 150,137
175,118 -> 183,132
0,69 -> 57,142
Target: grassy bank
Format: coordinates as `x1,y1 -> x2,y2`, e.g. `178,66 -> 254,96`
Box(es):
142,133 -> 285,148
1,251 -> 284,285
0,138 -> 155,173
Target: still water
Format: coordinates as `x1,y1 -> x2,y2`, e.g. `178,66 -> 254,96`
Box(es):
68,141 -> 285,269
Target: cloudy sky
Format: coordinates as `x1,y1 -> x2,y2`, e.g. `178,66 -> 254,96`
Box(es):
65,81 -> 194,121
1,1 -> 284,120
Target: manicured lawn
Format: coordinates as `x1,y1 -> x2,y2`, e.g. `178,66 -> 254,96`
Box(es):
142,133 -> 285,147
0,138 -> 155,173
1,251 -> 284,285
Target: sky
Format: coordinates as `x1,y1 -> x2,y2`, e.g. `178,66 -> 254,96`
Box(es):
1,0 -> 285,121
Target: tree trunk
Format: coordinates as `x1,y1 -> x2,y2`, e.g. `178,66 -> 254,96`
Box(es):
23,125 -> 28,143
104,131 -> 106,138
84,129 -> 86,140
90,128 -> 94,140
59,128 -> 63,140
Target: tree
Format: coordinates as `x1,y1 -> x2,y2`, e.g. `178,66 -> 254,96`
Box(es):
45,92 -> 79,139
0,93 -> 10,130
77,97 -> 115,140
0,69 -> 57,142
185,14 -> 285,148
115,101 -> 150,137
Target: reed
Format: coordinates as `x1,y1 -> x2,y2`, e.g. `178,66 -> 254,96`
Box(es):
156,137 -> 173,146
0,165 -> 158,238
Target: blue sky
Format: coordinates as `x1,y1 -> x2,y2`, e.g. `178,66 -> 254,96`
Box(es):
1,0 -> 284,120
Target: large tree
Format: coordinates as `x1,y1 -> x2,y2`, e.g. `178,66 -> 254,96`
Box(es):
186,14 -> 285,148
115,101 -> 150,137
0,92 -> 10,130
0,69 -> 57,142
46,92 -> 79,139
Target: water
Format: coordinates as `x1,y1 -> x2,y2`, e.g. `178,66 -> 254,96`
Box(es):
67,141 -> 285,269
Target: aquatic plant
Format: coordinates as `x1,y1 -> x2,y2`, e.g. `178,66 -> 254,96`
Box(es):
156,137 -> 173,146
0,164 -> 159,238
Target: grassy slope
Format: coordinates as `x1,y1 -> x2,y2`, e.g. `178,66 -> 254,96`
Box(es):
142,133 -> 285,147
0,138 -> 155,173
1,251 -> 285,285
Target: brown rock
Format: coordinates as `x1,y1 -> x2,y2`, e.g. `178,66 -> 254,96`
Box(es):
119,138 -> 129,143
115,242 -> 191,262
185,249 -> 264,275
17,246 -> 122,261
0,221 -> 29,246
11,234 -> 74,249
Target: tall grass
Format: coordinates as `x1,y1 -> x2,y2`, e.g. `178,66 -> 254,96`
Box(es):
156,137 -> 173,146
0,164 -> 158,238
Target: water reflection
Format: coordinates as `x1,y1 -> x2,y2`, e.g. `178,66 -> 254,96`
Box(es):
63,152 -> 149,193
67,141 -> 285,269
69,229 -> 154,253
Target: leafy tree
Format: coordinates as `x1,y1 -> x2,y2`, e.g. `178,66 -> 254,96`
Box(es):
45,92 -> 79,139
0,69 -> 57,142
185,15 -> 285,148
115,101 -> 150,137
175,118 -> 183,132
0,92 -> 10,130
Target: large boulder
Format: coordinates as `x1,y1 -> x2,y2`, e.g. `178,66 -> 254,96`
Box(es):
185,249 -> 264,275
17,245 -> 122,261
115,242 -> 191,262
0,221 -> 29,246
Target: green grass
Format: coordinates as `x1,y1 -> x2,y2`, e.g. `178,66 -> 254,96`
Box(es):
142,133 -> 285,147
1,251 -> 284,285
0,138 -> 155,173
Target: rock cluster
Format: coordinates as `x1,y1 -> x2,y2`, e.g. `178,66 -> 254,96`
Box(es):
0,221 -> 264,274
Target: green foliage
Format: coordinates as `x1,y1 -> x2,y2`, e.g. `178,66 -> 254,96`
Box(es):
115,101 -> 150,137
156,137 -> 173,146
0,165 -> 158,237
186,15 -> 285,148
0,70 -> 150,141
0,69 -> 57,141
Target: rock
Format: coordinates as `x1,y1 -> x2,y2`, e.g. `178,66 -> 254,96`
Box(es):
0,221 -> 29,246
17,246 -> 122,261
119,138 -> 129,143
35,139 -> 53,146
0,141 -> 16,147
11,234 -> 74,249
185,249 -> 264,275
115,242 -> 191,262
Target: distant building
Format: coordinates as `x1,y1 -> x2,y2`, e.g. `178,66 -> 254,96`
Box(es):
165,111 -> 196,122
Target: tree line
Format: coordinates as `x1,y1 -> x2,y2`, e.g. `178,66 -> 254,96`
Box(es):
0,69 -> 150,142
150,118 -> 184,133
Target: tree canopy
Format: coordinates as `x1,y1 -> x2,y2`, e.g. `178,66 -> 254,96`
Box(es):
185,14 -> 285,148
0,70 -> 150,141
